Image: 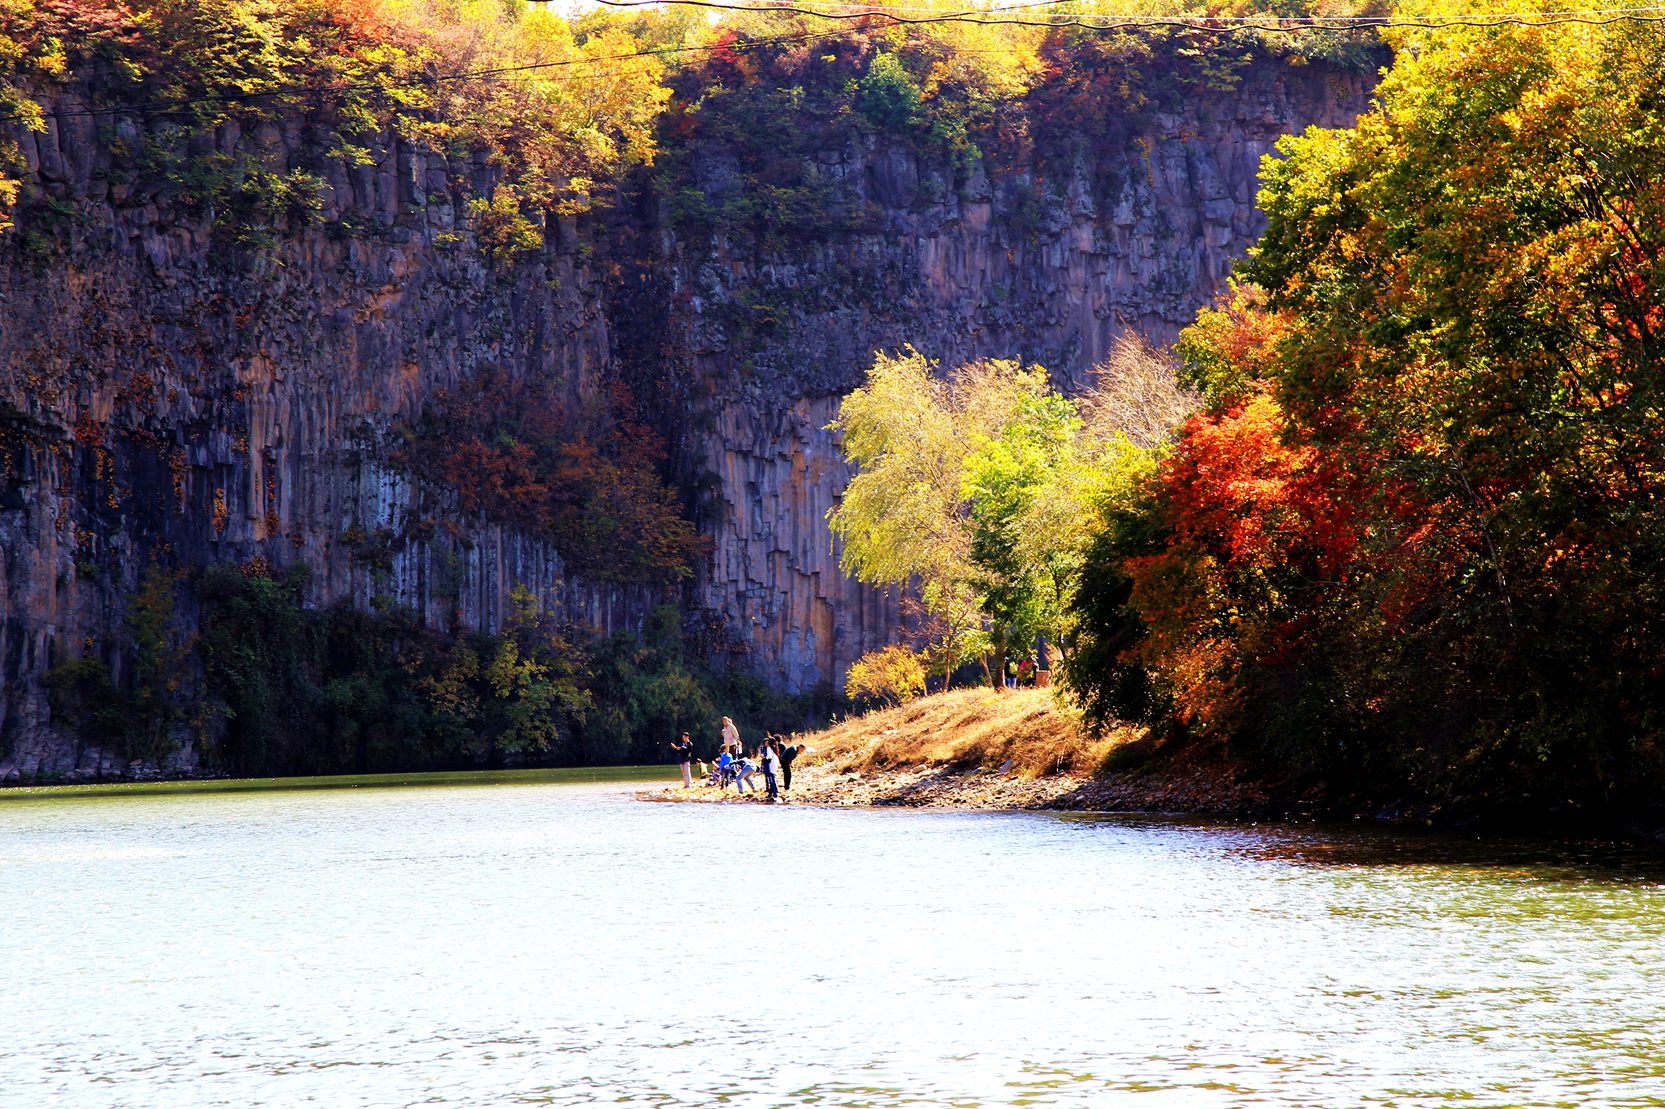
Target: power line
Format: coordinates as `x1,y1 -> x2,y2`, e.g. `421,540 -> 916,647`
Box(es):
4,3 -> 1661,131
594,0 -> 1665,31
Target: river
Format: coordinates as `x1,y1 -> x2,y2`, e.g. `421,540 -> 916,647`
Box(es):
3,770 -> 1663,1107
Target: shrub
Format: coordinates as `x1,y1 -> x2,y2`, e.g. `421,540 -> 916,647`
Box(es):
844,645 -> 927,708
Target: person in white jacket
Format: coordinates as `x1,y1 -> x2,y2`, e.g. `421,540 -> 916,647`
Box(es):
720,716 -> 740,755
761,737 -> 782,802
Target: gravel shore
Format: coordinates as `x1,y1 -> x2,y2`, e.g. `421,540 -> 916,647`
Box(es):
637,752 -> 1270,815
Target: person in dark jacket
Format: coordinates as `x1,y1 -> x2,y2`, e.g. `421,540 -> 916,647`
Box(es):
670,731 -> 694,788
779,735 -> 800,791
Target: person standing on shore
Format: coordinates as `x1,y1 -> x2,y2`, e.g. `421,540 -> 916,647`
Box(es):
670,731 -> 694,788
761,737 -> 781,802
780,735 -> 800,792
720,716 -> 740,755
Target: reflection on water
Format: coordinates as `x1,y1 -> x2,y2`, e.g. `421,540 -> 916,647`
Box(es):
3,774 -> 1664,1108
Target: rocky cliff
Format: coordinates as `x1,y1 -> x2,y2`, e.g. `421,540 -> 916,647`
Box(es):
645,60 -> 1374,693
0,94 -> 660,775
0,50 -> 1374,777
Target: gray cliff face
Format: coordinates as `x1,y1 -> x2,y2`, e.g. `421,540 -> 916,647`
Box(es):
665,63 -> 1373,693
0,96 -> 656,776
0,59 -> 1372,775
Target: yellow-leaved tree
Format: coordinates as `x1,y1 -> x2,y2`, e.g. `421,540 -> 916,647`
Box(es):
384,1 -> 672,230
844,645 -> 928,708
826,348 -> 1051,684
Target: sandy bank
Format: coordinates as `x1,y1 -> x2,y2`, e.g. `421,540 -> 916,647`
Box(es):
637,688 -> 1269,815
638,756 -> 1268,813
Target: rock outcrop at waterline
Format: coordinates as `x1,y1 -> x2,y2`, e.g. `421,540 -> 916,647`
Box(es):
0,56 -> 1373,777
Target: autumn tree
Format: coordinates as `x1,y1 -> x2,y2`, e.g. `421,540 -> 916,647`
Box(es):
1070,18 -> 1665,813
830,346 -> 1175,692
827,349 -> 1047,683
844,645 -> 928,708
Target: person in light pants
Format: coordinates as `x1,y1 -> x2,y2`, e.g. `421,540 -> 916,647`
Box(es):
672,731 -> 693,788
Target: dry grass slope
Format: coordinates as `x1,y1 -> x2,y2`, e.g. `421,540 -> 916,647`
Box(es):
805,688 -> 1142,779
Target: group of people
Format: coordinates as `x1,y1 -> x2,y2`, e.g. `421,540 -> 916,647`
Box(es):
667,715 -> 803,803
1004,657 -> 1037,689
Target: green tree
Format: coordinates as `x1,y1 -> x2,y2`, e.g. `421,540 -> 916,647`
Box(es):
962,392 -> 1079,673
483,586 -> 591,758
1068,18 -> 1665,813
124,564 -> 197,764
831,347 -> 1170,692
855,52 -> 924,130
827,349 -> 1047,682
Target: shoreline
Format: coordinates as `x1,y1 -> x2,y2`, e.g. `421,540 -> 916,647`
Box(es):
636,750 -> 1272,816
638,756 -> 1665,840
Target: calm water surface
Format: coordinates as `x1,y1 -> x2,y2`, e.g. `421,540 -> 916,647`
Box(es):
3,771 -> 1664,1108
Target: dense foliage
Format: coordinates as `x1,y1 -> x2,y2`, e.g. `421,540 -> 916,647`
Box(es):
48,562 -> 813,776
0,0 -> 671,240
653,5 -> 1382,247
399,368 -> 708,585
828,342 -> 1188,687
1070,21 -> 1665,817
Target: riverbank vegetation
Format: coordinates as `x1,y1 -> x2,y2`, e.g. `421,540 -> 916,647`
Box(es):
829,338 -> 1194,694
826,18 -> 1665,827
1104,18 -> 1665,819
1068,19 -> 1665,823
46,562 -> 814,778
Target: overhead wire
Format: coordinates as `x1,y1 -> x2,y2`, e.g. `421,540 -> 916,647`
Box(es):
0,20 -> 858,128
3,2 -> 1664,130
593,0 -> 1665,31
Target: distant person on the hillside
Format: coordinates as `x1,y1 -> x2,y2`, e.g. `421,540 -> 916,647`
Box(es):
780,735 -> 800,791
671,731 -> 694,788
761,737 -> 781,802
721,716 -> 740,755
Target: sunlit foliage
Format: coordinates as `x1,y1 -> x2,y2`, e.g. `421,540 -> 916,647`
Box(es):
844,644 -> 928,708
829,345 -> 1177,687
0,0 -> 673,236
1072,19 -> 1665,813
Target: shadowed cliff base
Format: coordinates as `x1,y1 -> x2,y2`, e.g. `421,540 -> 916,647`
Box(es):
639,687 -> 1270,815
